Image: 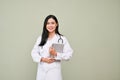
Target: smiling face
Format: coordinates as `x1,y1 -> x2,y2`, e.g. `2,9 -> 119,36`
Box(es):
46,18 -> 58,33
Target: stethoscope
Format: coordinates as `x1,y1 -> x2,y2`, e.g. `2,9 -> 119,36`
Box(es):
58,36 -> 63,44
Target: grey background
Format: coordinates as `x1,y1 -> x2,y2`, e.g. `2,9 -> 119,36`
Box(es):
0,0 -> 120,80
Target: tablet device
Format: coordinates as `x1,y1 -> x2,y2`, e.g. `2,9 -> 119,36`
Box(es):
52,43 -> 64,53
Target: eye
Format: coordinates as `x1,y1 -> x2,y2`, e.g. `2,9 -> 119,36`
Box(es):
47,22 -> 50,25
51,22 -> 55,24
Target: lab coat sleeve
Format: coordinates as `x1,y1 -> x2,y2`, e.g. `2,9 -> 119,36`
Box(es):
31,36 -> 42,63
55,37 -> 73,61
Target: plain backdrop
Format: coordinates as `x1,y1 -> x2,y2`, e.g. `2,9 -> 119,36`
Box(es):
0,0 -> 120,80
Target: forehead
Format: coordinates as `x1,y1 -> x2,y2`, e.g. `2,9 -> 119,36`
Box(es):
47,18 -> 55,22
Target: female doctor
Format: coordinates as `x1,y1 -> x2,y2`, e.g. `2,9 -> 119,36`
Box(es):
31,15 -> 73,80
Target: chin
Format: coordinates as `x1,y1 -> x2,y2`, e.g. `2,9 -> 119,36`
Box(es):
49,31 -> 54,33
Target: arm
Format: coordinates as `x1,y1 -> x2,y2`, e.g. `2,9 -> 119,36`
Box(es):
31,36 -> 42,63
31,36 -> 56,63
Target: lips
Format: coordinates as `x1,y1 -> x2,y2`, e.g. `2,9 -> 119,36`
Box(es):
48,28 -> 53,30
46,25 -> 56,32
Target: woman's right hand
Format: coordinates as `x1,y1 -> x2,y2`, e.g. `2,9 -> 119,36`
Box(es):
41,57 -> 55,64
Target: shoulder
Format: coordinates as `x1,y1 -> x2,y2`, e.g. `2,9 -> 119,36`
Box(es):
56,34 -> 68,43
37,35 -> 42,41
61,35 -> 67,40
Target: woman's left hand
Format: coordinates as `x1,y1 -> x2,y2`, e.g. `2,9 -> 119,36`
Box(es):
49,47 -> 57,56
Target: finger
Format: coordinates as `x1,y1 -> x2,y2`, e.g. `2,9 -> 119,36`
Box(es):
47,61 -> 53,64
50,59 -> 55,62
47,60 -> 51,63
47,59 -> 55,63
50,47 -> 53,49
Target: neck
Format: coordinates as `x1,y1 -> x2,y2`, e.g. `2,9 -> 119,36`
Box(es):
48,32 -> 55,39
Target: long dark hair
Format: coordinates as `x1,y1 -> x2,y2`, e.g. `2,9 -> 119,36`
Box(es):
39,15 -> 62,46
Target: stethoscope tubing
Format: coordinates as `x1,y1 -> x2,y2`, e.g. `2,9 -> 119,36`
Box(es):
58,36 -> 63,44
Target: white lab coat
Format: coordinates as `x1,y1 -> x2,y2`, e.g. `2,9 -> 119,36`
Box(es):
31,34 -> 73,80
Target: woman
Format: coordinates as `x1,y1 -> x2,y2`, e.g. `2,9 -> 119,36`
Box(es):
31,15 -> 73,80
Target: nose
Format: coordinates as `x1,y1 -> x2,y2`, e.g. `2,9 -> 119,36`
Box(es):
48,23 -> 53,27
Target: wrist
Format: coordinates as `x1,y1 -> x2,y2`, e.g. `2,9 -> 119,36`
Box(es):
41,57 -> 45,62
